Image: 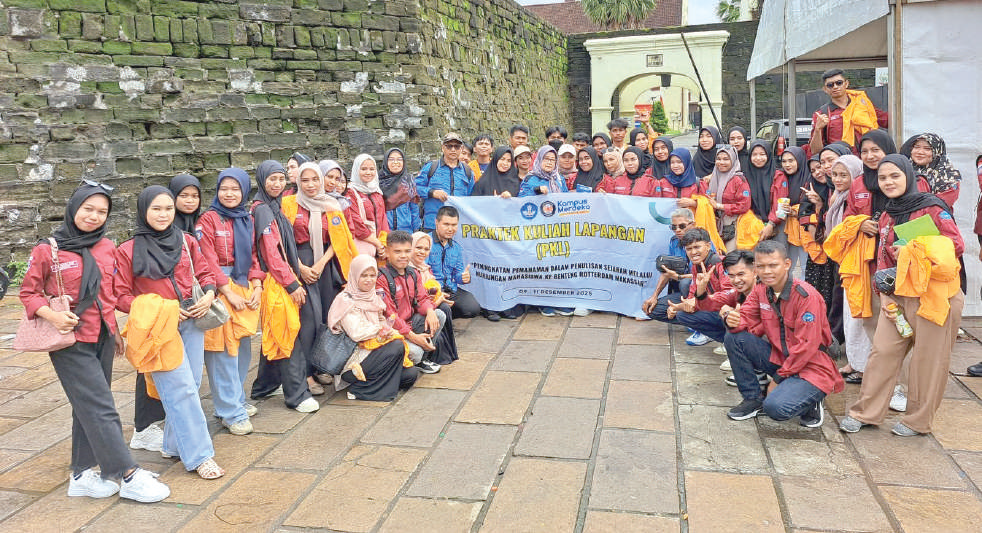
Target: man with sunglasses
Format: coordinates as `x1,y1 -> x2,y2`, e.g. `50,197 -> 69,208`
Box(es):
416,133 -> 474,232
808,69 -> 888,156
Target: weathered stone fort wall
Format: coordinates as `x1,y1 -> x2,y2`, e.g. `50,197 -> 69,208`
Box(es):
0,0 -> 569,259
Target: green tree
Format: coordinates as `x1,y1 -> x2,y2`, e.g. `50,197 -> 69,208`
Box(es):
715,0 -> 741,22
649,101 -> 669,134
582,0 -> 659,31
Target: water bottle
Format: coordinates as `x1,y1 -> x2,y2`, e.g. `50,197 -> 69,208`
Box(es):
886,303 -> 913,338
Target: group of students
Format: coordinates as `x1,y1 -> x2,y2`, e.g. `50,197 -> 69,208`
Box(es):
19,154 -> 470,503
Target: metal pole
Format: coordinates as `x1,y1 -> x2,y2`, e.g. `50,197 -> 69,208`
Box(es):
680,32 -> 722,132
749,78 -> 757,136
787,58 -> 796,133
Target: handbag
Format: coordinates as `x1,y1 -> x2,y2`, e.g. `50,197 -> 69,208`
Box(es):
383,182 -> 414,211
309,324 -> 358,375
13,238 -> 77,352
873,267 -> 897,295
656,255 -> 688,275
178,237 -> 230,331
719,222 -> 736,243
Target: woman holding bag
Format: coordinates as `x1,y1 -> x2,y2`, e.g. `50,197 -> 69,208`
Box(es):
327,255 -> 420,401
19,182 -> 170,501
195,167 -> 264,435
115,185 -> 224,480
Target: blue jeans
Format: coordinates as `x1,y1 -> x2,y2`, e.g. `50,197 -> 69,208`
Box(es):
180,320 -> 205,389
675,310 -> 727,343
724,330 -> 824,420
205,338 -> 250,426
154,329 -> 214,471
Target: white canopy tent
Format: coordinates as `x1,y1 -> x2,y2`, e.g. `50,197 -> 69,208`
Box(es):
748,0 -> 982,315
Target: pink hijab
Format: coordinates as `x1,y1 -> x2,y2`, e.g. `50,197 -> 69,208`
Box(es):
327,254 -> 386,332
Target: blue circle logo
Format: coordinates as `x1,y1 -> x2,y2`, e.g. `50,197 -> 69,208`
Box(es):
541,201 -> 556,217
331,216 -> 342,226
521,202 -> 538,220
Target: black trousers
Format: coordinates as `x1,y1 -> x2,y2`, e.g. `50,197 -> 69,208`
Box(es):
446,289 -> 481,319
50,325 -> 136,479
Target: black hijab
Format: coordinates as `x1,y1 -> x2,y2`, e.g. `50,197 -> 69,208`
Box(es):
52,184 -> 112,316
782,146 -> 811,204
728,127 -> 751,177
882,154 -> 951,226
378,148 -> 417,208
694,126 -> 722,177
859,129 -> 897,216
252,160 -> 302,276
629,129 -> 655,171
572,147 -> 605,191
799,154 -> 831,221
473,147 -> 521,197
744,140 -> 773,220
624,146 -> 647,181
591,132 -> 612,150
168,174 -> 200,234
650,137 -> 674,180
132,186 -> 185,280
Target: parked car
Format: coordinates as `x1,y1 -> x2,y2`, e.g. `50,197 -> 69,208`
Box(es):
755,118 -> 812,156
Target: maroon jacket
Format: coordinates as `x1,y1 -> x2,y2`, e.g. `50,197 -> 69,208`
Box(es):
195,210 -> 263,288
739,278 -> 844,395
114,233 -> 217,314
877,205 -> 964,272
20,238 -> 119,343
596,170 -> 658,197
376,265 -> 435,336
687,260 -> 732,299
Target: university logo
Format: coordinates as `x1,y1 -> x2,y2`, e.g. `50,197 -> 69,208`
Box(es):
520,202 -> 538,220
541,201 -> 556,217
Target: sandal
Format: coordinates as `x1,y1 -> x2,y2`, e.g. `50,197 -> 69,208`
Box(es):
196,458 -> 225,480
844,371 -> 864,384
838,364 -> 854,375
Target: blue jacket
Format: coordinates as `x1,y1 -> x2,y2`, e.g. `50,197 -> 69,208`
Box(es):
518,175 -> 569,197
415,159 -> 474,229
427,236 -> 466,292
386,202 -> 421,233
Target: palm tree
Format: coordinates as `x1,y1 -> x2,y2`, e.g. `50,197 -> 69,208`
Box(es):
716,0 -> 742,22
581,0 -> 659,31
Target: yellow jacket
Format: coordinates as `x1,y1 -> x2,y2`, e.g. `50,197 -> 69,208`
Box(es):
261,272 -> 301,361
281,194 -> 360,281
840,89 -> 880,147
122,294 -> 183,399
203,281 -> 260,355
785,214 -> 827,264
693,195 -> 727,254
736,211 -> 765,250
824,215 -> 875,317
895,235 -> 960,326
468,159 -> 483,182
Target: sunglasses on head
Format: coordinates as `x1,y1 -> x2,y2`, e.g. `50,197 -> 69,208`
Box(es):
81,179 -> 114,193
670,223 -> 689,231
825,79 -> 845,89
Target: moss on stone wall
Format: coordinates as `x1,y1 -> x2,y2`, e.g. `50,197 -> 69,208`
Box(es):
0,0 -> 570,259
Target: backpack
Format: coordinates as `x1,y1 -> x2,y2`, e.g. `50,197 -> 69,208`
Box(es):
379,264 -> 418,305
424,160 -> 473,196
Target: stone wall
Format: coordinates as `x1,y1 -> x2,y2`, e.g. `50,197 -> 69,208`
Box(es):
0,0 -> 569,260
568,21 -> 876,136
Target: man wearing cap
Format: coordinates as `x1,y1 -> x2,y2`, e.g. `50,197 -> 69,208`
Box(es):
416,133 -> 475,231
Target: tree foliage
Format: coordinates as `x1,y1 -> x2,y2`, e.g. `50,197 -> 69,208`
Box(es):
582,0 -> 659,31
650,101 -> 669,134
715,0 -> 742,22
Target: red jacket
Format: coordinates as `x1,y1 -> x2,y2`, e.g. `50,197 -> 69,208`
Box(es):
344,189 -> 390,240
20,238 -> 119,342
687,260 -> 732,299
768,170 -> 790,224
596,171 -> 658,197
195,210 -> 263,288
254,214 -> 301,294
877,205 -> 964,272
845,175 -> 931,218
654,180 -> 704,199
114,233 -> 217,314
376,266 -> 434,336
714,173 -> 752,216
810,103 -> 889,150
739,279 -> 844,394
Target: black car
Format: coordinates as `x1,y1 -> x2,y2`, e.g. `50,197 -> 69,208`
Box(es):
755,118 -> 813,156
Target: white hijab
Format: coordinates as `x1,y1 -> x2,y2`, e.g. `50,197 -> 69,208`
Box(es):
349,154 -> 382,195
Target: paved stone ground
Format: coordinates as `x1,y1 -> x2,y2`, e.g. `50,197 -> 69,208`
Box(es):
1,294 -> 982,532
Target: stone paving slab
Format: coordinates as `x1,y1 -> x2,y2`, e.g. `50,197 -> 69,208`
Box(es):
610,344 -> 671,382
678,404 -> 770,473
540,358 -> 609,398
779,475 -> 893,532
491,340 -> 557,372
361,388 -> 467,448
514,396 -> 600,459
84,501 -> 195,533
378,497 -> 481,533
557,327 -> 615,359
415,351 -> 495,391
181,469 -> 317,532
589,428 -> 678,514
684,470 -> 784,532
257,406 -> 379,470
570,312 -> 618,329
931,399 -> 982,451
159,433 -> 278,505
407,422 -> 517,500
603,380 -> 674,432
583,510 -> 679,532
480,457 -> 586,533
513,313 -> 569,341
0,438 -> 72,492
879,486 -> 982,533
455,371 -> 541,425
616,319 -> 670,345
847,426 -> 968,489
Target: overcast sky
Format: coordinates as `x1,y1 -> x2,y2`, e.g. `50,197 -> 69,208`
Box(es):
516,0 -> 719,25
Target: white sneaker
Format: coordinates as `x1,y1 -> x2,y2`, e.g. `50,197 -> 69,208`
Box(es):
129,423 -> 164,452
719,358 -> 731,371
120,468 -> 170,503
572,307 -> 592,317
685,332 -> 711,346
243,403 -> 258,417
224,418 -> 254,436
269,385 -> 284,396
714,345 -> 728,357
347,391 -> 357,400
295,397 -> 320,413
67,469 -> 119,498
889,385 -> 907,412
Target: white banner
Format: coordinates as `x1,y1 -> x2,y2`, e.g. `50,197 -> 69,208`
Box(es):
447,193 -> 678,318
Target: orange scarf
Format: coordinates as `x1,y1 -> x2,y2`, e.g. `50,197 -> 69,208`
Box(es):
203,281 -> 260,355
260,272 -> 300,361
785,214 -> 827,264
823,215 -> 874,317
840,89 -> 879,147
895,235 -> 960,326
736,211 -> 765,250
122,294 -> 183,399
692,195 -> 727,254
